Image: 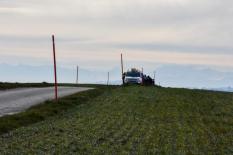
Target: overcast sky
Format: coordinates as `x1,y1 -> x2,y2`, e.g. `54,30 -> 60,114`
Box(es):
0,0 -> 233,86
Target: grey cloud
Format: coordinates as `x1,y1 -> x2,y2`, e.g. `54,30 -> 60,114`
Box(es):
110,42 -> 233,54
2,0 -> 232,24
1,34 -> 232,55
0,35 -> 93,45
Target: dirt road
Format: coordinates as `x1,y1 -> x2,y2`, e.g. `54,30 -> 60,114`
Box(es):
0,87 -> 92,117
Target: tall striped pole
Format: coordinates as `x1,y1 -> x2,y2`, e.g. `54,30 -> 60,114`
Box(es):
52,35 -> 58,101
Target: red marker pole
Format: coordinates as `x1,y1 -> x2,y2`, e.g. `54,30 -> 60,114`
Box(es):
52,35 -> 58,101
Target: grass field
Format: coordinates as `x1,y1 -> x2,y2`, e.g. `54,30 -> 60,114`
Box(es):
0,86 -> 232,154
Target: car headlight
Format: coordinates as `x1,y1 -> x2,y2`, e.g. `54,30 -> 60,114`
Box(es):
137,78 -> 142,83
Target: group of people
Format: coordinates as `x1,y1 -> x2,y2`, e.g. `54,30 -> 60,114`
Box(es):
142,75 -> 154,86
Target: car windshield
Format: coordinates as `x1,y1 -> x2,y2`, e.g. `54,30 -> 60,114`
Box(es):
126,72 -> 141,77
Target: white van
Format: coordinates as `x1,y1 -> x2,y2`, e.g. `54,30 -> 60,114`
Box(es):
124,71 -> 143,84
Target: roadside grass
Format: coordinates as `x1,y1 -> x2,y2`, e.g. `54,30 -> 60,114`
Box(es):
0,86 -> 232,154
0,85 -> 116,135
0,82 -> 53,90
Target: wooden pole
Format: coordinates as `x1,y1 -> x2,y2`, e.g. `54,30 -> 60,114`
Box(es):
76,65 -> 79,84
154,71 -> 156,85
52,35 -> 58,101
121,53 -> 124,85
107,72 -> 109,85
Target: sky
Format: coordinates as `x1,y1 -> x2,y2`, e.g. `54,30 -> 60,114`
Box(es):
0,0 -> 233,87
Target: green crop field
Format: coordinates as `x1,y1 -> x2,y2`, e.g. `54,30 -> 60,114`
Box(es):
0,86 -> 232,154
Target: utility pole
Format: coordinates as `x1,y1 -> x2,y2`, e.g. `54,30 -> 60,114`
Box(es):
121,53 -> 124,85
52,35 -> 58,101
154,71 -> 156,85
76,65 -> 79,84
107,72 -> 109,85
142,67 -> 144,74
